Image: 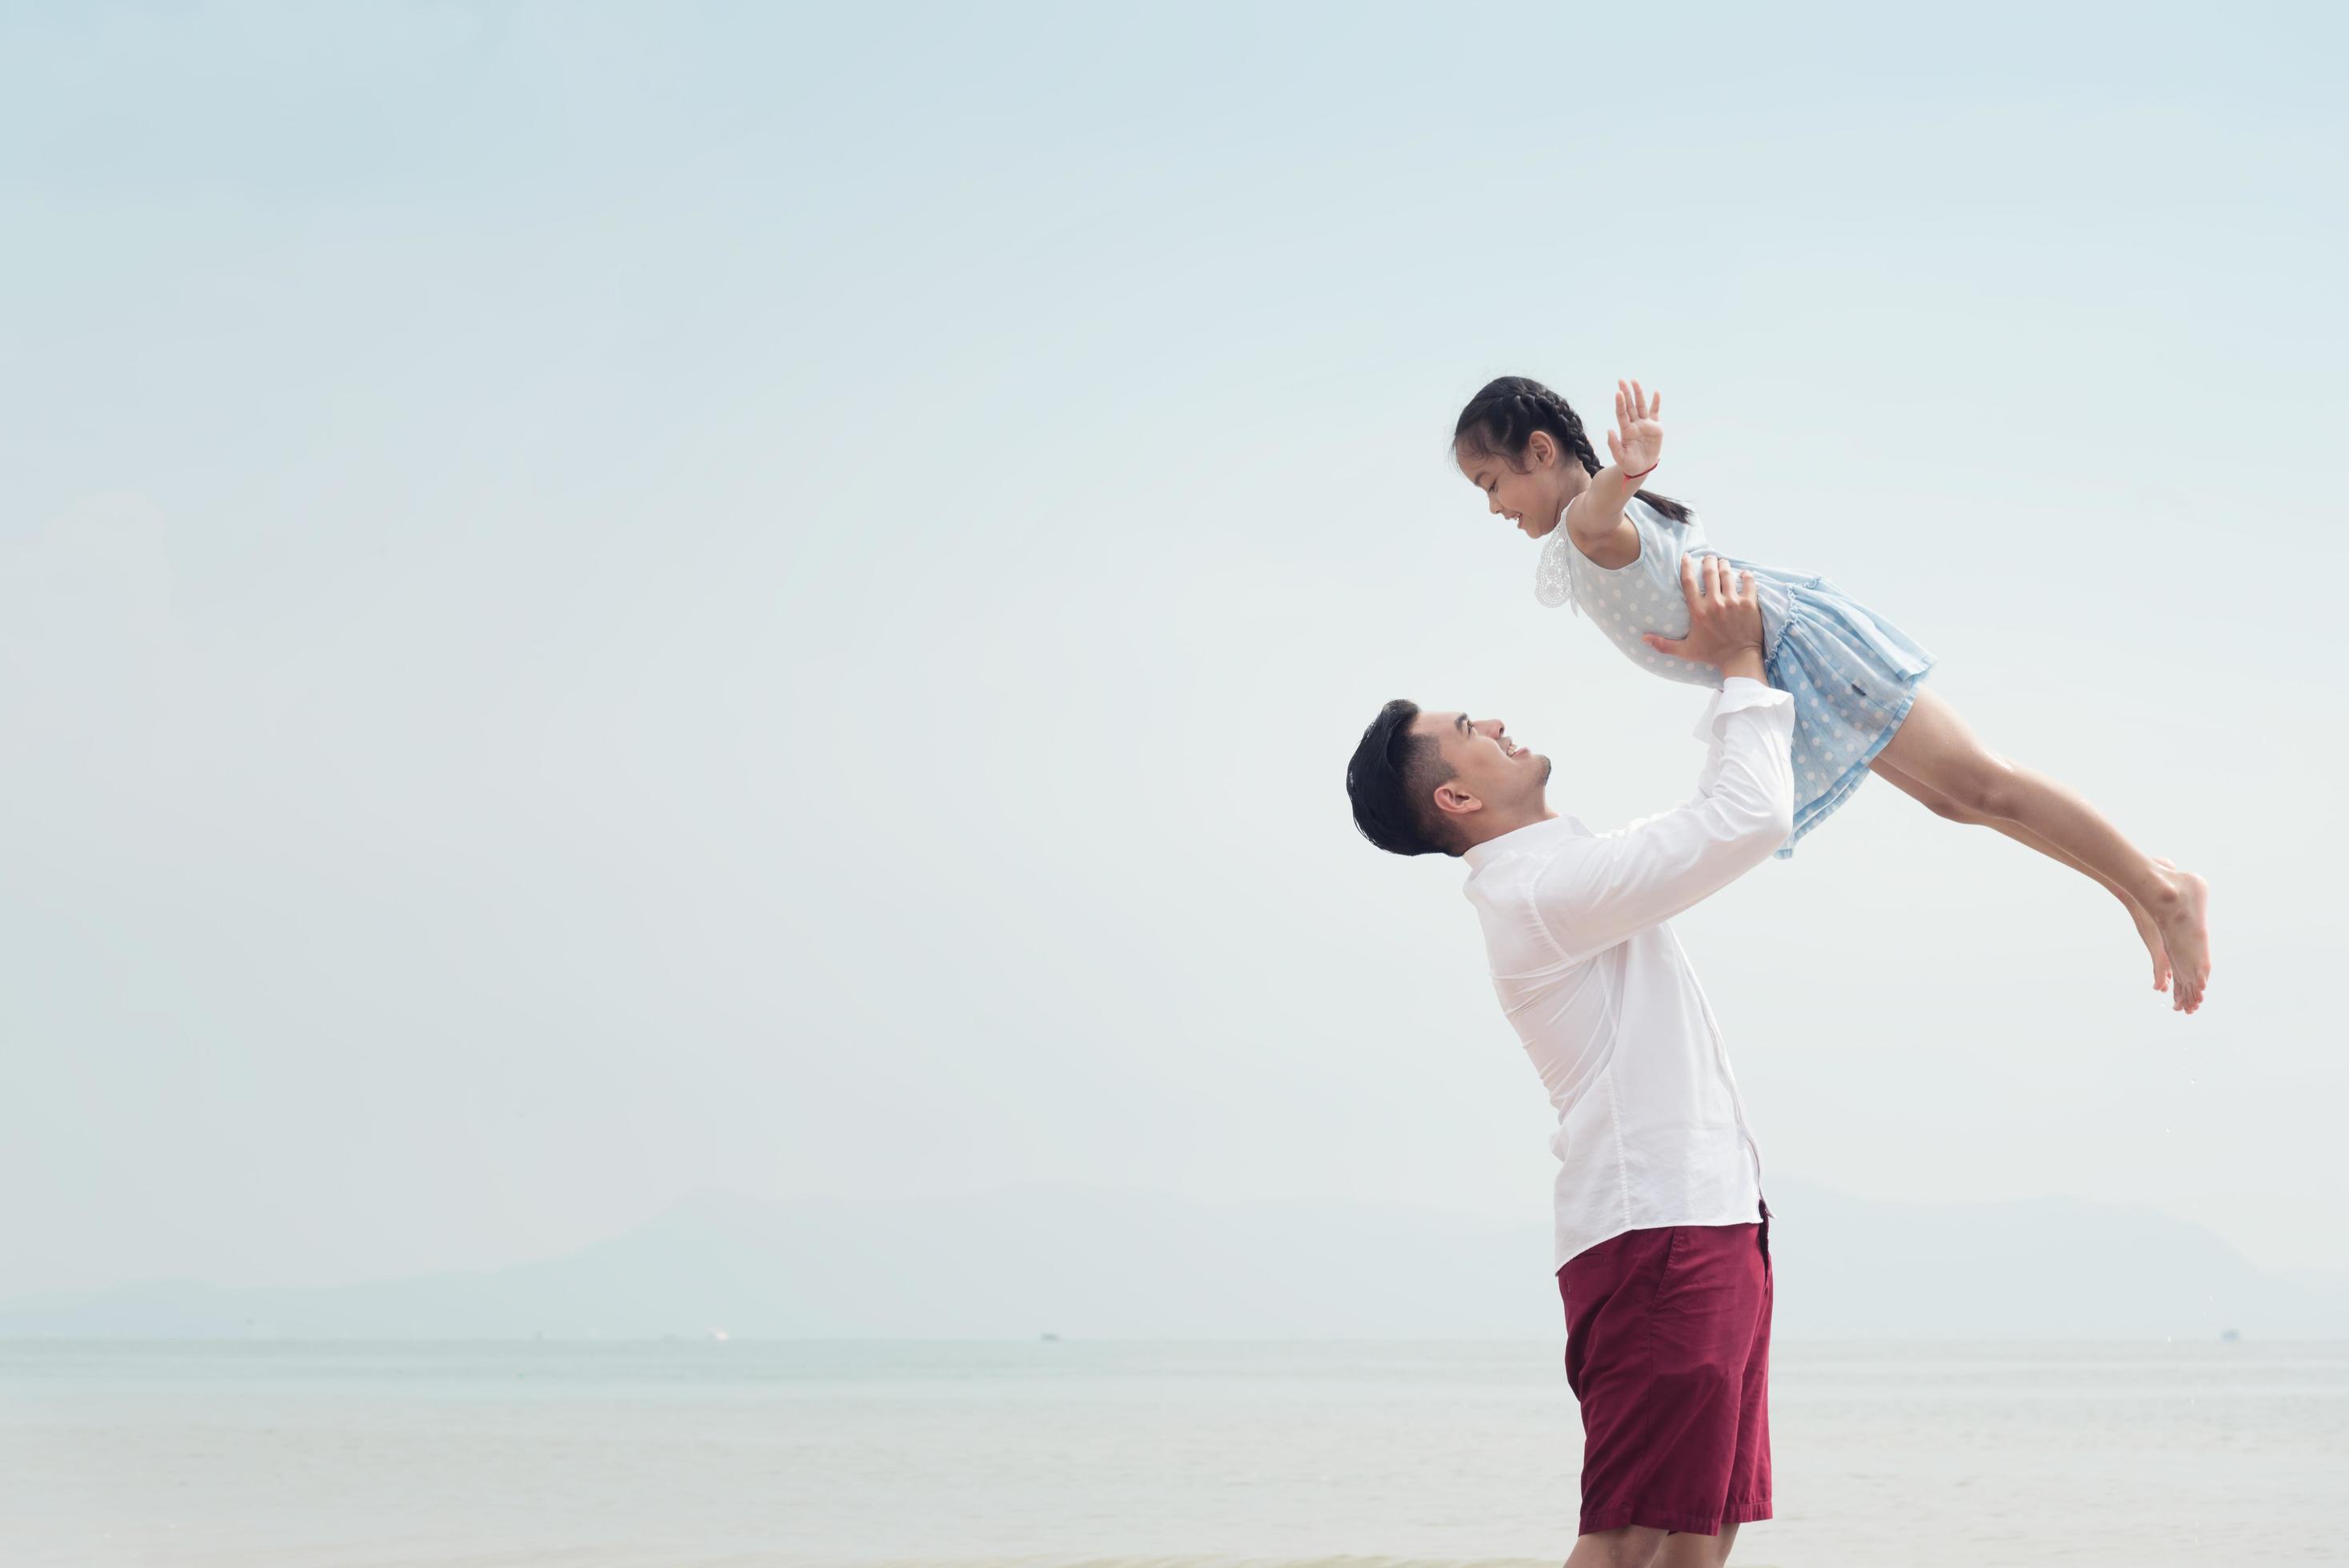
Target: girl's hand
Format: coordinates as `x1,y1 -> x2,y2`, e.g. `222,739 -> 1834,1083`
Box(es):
1605,378 -> 1663,477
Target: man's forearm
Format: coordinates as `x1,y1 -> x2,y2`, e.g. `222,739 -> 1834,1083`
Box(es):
1529,690 -> 1795,961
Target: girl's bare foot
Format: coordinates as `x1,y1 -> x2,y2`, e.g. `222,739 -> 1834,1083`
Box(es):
2148,862 -> 2212,1014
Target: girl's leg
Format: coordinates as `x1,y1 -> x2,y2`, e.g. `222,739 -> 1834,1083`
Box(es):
1874,686 -> 2212,1014
1868,754 -> 2172,993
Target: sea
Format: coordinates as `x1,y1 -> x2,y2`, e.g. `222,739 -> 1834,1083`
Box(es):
2,1338 -> 2343,1567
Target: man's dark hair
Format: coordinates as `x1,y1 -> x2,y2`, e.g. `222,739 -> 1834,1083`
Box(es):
1346,698 -> 1460,858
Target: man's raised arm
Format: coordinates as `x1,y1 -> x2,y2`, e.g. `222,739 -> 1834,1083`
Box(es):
1530,557 -> 1796,962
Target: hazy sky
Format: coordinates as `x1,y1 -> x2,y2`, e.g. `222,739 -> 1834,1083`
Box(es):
2,2 -> 2343,1299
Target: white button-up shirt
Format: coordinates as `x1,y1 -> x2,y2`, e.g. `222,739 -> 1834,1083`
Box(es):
1461,678 -> 1797,1270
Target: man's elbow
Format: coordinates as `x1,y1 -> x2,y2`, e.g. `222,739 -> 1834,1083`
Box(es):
1731,796 -> 1795,856
1714,757 -> 1795,854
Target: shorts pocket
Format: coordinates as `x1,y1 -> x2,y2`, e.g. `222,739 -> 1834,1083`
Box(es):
1641,1227 -> 1687,1364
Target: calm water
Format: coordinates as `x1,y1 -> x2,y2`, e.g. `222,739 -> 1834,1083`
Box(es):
2,1339 -> 2343,1567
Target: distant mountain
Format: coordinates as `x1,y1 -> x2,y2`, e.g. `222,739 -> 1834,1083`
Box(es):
2,1179 -> 2342,1339
1765,1181 -> 2349,1338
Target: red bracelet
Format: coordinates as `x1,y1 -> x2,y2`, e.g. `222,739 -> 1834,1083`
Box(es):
1624,463 -> 1659,482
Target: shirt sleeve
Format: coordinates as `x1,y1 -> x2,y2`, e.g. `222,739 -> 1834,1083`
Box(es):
1527,678 -> 1796,962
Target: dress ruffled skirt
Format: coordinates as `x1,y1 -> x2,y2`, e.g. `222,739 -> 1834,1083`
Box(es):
1723,562 -> 1935,858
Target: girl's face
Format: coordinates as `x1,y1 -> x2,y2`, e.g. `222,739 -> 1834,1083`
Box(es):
1456,430 -> 1582,541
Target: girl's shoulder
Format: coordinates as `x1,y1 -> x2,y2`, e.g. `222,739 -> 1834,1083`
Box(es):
1630,492 -> 1705,532
1536,494 -> 1711,607
1624,494 -> 1707,555
1634,495 -> 1712,560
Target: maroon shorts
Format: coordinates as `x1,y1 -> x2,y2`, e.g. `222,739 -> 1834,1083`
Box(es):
1555,1204 -> 1774,1538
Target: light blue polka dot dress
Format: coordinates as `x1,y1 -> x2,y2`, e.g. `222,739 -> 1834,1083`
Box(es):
1537,496 -> 1935,858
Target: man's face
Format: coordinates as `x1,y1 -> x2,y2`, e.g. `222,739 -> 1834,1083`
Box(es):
1410,708 -> 1551,836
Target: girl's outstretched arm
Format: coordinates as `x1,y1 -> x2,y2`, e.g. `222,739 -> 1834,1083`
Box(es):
1563,379 -> 1663,565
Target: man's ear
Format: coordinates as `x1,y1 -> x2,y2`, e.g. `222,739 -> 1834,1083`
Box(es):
1431,780 -> 1480,819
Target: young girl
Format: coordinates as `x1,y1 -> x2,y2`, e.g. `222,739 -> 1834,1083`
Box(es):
1453,374 -> 2212,1014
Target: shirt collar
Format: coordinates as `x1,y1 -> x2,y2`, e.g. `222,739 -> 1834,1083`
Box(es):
1461,812 -> 1583,872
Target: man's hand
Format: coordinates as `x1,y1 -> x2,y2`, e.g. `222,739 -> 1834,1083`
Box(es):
1644,556 -> 1766,683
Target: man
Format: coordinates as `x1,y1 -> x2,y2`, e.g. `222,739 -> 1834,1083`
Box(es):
1345,557 -> 1792,1568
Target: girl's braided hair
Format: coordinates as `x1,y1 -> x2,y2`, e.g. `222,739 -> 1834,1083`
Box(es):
1452,375 -> 1693,526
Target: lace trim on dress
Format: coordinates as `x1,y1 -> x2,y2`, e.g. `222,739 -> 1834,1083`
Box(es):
1535,523 -> 1579,614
